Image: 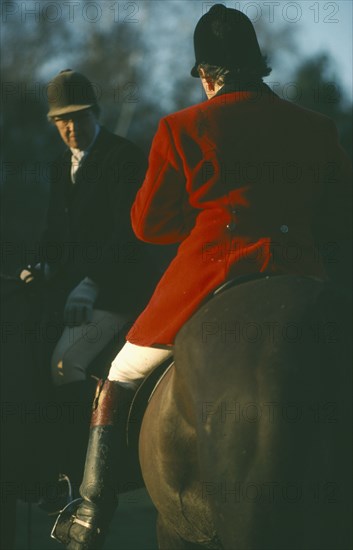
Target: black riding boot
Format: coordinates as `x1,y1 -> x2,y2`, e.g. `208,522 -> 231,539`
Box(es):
52,379 -> 135,550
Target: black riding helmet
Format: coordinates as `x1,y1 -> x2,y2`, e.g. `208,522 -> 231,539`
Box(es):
191,4 -> 265,77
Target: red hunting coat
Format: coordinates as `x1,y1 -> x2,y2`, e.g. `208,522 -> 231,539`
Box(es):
127,84 -> 352,346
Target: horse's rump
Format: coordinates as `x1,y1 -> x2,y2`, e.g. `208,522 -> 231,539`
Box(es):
141,275 -> 352,549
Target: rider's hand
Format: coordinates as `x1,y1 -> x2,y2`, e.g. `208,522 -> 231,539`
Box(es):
19,268 -> 35,284
19,263 -> 50,284
64,277 -> 99,327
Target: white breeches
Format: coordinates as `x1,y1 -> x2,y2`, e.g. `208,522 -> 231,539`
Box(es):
108,342 -> 173,389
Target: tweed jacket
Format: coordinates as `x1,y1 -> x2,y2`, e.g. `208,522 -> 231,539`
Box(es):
126,84 -> 352,345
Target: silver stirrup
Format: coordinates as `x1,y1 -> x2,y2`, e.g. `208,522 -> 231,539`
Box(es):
50,498 -> 83,541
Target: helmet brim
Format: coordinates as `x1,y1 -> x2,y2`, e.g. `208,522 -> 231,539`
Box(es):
47,103 -> 94,118
191,65 -> 199,78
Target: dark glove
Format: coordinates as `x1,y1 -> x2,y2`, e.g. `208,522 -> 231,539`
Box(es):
51,499 -> 106,550
64,277 -> 99,327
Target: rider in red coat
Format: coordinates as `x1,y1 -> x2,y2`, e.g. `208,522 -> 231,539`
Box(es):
54,5 -> 352,549
126,85 -> 351,346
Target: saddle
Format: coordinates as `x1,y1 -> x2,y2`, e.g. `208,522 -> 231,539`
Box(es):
126,360 -> 173,451
212,271 -> 275,297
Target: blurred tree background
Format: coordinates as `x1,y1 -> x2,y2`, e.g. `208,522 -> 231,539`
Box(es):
1,0 -> 352,275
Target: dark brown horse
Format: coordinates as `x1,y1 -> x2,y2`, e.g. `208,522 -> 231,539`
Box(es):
138,275 -> 352,550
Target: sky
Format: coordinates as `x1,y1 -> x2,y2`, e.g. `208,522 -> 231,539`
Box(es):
292,0 -> 352,98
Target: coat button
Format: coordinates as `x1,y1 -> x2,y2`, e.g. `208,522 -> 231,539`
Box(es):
280,224 -> 289,233
227,221 -> 236,232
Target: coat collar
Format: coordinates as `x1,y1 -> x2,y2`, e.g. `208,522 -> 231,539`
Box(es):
70,124 -> 100,158
212,81 -> 278,102
61,127 -> 113,192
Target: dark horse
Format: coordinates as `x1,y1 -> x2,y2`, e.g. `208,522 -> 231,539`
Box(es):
138,275 -> 352,550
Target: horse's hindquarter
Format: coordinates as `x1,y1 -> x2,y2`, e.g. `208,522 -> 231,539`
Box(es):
140,367 -> 219,547
174,275 -> 352,550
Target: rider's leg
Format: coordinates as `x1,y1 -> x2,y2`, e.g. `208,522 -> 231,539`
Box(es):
54,342 -> 173,549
